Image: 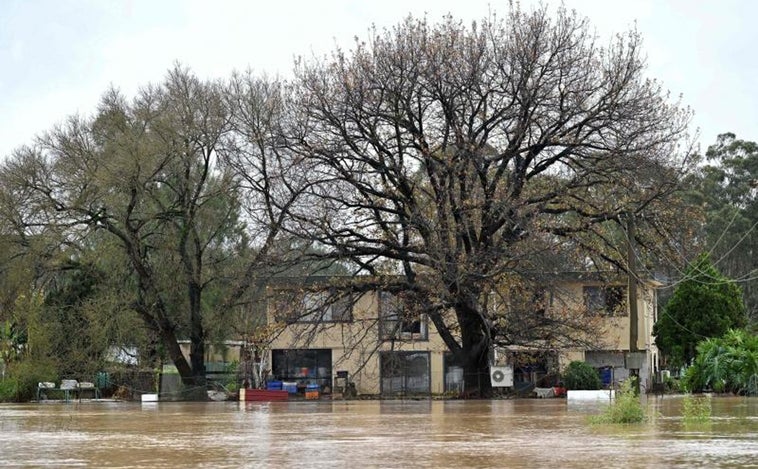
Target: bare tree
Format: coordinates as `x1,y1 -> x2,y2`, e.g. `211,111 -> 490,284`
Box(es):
285,6 -> 694,394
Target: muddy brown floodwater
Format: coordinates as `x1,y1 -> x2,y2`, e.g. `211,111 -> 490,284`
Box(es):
0,396 -> 756,468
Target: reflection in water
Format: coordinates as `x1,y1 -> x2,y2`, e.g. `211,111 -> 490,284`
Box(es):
0,397 -> 756,468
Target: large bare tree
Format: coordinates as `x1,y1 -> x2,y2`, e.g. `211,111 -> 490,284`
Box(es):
286,6 -> 694,394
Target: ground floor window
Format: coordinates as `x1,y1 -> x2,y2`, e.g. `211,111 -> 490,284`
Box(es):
509,351 -> 559,388
271,349 -> 333,392
443,353 -> 465,393
584,350 -> 629,387
380,351 -> 430,395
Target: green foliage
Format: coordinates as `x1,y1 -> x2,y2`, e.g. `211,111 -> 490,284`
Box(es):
1,358 -> 57,402
223,360 -> 240,393
663,375 -> 682,393
42,262 -> 110,378
654,253 -> 747,368
683,329 -> 758,395
589,380 -> 646,424
696,133 -> 758,322
563,361 -> 602,390
681,394 -> 712,423
0,66 -> 262,388
0,320 -> 26,364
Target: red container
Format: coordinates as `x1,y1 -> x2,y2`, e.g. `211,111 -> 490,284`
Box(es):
240,389 -> 289,401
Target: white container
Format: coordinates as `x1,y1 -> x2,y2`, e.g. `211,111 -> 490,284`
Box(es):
567,389 -> 615,401
141,393 -> 159,402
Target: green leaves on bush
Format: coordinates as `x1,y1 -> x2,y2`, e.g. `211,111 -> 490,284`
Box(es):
0,359 -> 57,402
654,254 -> 747,369
683,329 -> 758,395
590,380 -> 646,424
682,394 -> 711,423
563,361 -> 602,390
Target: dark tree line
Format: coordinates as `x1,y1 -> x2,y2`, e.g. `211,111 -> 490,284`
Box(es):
697,133 -> 757,321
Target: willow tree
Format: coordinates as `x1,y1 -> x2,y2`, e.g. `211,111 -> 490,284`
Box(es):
0,67 -> 247,392
287,6 -> 694,394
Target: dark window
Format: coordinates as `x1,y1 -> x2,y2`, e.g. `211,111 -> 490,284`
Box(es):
271,349 -> 333,390
379,292 -> 427,341
583,286 -> 627,316
443,353 -> 465,393
531,287 -> 552,317
380,351 -> 430,395
493,286 -> 553,317
271,289 -> 353,323
512,352 -> 551,386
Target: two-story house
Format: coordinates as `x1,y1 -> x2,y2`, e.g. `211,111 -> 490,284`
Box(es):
260,272 -> 660,396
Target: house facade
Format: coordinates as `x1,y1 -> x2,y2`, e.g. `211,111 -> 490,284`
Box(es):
261,273 -> 660,396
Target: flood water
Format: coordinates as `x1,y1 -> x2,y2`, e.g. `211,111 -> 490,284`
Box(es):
1,396 -> 756,468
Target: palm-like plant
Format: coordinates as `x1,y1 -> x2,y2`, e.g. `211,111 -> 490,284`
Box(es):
685,329 -> 758,395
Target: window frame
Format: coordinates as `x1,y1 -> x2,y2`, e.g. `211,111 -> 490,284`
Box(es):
271,348 -> 333,391
378,291 -> 428,341
270,288 -> 353,324
583,285 -> 627,316
380,351 -> 431,395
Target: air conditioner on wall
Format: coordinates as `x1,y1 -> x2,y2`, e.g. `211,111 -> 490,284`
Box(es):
490,365 -> 514,387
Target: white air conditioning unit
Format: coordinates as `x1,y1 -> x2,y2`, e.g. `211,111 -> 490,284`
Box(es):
490,365 -> 514,387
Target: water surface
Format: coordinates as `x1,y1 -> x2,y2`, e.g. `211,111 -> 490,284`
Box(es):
1,396 -> 756,468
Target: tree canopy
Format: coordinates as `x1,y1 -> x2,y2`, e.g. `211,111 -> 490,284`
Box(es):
654,253 -> 747,368
285,6 -> 694,393
693,133 -> 757,321
0,68 -> 301,391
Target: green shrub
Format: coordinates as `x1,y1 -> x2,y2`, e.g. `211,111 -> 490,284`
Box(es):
5,359 -> 57,402
682,394 -> 711,423
664,375 -> 681,393
224,360 -> 239,393
563,361 -> 602,390
683,329 -> 758,395
590,380 -> 646,424
0,377 -> 19,402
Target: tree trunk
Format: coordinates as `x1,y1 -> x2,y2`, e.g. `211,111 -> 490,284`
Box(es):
457,304 -> 493,398
159,326 -> 193,384
188,281 -> 206,389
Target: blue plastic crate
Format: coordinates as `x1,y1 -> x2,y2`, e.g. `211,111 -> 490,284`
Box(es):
266,381 -> 283,391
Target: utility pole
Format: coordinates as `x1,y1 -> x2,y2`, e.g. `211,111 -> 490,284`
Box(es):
627,213 -> 638,353
626,212 -> 642,394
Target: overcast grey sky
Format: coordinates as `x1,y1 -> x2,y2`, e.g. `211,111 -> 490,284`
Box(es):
1,0 -> 756,159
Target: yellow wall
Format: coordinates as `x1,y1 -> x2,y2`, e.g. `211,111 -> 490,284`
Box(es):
266,279 -> 658,394
268,290 -> 450,394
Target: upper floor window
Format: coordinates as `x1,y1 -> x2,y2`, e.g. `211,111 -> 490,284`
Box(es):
583,285 -> 627,316
490,286 -> 552,317
271,289 -> 353,323
379,291 -> 428,341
